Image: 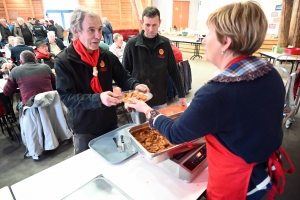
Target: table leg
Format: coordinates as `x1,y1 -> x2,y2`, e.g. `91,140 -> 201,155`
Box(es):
190,43 -> 202,60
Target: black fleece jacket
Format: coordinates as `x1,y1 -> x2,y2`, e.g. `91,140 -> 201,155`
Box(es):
55,43 -> 139,135
122,31 -> 185,106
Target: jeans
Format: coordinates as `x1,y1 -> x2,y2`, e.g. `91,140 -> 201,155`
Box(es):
103,33 -> 113,45
0,41 -> 7,48
131,103 -> 167,125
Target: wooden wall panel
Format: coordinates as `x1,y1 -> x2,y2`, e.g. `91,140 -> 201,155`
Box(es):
78,0 -> 149,30
0,0 -> 44,23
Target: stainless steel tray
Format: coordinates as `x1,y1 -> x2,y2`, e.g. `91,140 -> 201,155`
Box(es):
89,124 -> 137,164
62,174 -> 132,199
126,113 -> 206,164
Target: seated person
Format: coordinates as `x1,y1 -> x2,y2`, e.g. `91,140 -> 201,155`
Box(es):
4,36 -> 15,59
34,40 -> 55,69
44,31 -> 66,56
3,50 -> 55,105
109,33 -> 126,62
10,36 -> 34,65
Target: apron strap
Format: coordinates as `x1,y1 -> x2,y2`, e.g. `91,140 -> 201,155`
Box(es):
267,147 -> 295,200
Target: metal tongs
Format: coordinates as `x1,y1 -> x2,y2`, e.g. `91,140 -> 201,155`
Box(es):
120,135 -> 125,152
113,137 -> 122,153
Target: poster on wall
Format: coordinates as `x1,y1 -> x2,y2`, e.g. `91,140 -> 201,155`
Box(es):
269,24 -> 276,29
271,12 -> 278,17
273,18 -> 280,23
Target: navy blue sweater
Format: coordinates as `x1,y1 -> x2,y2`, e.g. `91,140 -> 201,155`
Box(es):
155,66 -> 284,191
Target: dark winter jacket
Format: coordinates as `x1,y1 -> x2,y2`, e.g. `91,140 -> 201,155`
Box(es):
122,31 -> 185,106
0,24 -> 13,42
55,43 -> 139,134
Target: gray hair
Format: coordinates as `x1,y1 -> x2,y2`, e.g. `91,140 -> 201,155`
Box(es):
20,50 -> 36,63
17,17 -> 24,22
113,33 -> 123,41
47,31 -> 55,37
14,36 -> 25,45
70,7 -> 101,39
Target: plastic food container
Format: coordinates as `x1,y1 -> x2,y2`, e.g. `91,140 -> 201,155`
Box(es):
285,48 -> 300,55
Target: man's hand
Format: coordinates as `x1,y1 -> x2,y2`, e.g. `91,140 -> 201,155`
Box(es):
113,87 -> 122,95
1,63 -> 13,72
179,98 -> 187,107
135,84 -> 149,93
100,91 -> 121,107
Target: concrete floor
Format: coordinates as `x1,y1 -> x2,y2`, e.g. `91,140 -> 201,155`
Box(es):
0,52 -> 299,199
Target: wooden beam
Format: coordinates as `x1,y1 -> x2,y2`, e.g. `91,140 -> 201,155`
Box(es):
288,0 -> 300,47
41,0 -> 46,19
98,0 -> 102,17
2,0 -> 10,22
119,0 -> 122,27
130,0 -> 142,31
134,0 -> 144,20
29,0 -> 35,17
277,0 -> 294,47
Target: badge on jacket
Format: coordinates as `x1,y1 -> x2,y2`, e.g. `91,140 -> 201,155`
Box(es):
99,60 -> 107,72
158,49 -> 165,59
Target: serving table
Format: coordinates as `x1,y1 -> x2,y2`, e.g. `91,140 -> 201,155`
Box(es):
164,35 -> 203,60
259,52 -> 300,73
0,186 -> 14,200
11,148 -> 208,200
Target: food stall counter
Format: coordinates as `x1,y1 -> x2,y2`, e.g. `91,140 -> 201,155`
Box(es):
11,149 -> 208,200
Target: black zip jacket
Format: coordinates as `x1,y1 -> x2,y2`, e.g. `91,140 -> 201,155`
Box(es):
55,43 -> 139,135
122,31 -> 185,106
0,24 -> 12,42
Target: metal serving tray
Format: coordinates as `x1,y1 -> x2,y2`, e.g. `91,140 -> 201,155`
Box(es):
126,113 -> 206,164
89,124 -> 137,164
62,174 -> 132,199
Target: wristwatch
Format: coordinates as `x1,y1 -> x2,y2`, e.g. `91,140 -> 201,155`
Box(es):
148,109 -> 160,130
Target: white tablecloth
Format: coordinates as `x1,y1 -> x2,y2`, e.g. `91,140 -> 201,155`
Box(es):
11,149 -> 208,200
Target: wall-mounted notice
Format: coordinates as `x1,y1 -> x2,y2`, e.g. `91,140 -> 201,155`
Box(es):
268,24 -> 276,29
273,18 -> 280,23
271,12 -> 278,17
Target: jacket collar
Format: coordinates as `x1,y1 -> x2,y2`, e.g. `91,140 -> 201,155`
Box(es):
209,56 -> 273,83
136,30 -> 164,46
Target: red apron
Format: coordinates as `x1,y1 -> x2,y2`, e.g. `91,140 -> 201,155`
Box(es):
205,134 -> 295,200
205,134 -> 256,200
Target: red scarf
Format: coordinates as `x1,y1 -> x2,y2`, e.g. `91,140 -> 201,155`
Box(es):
73,39 -> 103,93
35,50 -> 50,59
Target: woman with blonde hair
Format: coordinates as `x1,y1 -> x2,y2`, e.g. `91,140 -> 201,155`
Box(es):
126,1 -> 294,199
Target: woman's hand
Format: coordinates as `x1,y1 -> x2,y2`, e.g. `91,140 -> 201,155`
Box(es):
135,84 -> 150,93
125,98 -> 151,114
100,91 -> 121,107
